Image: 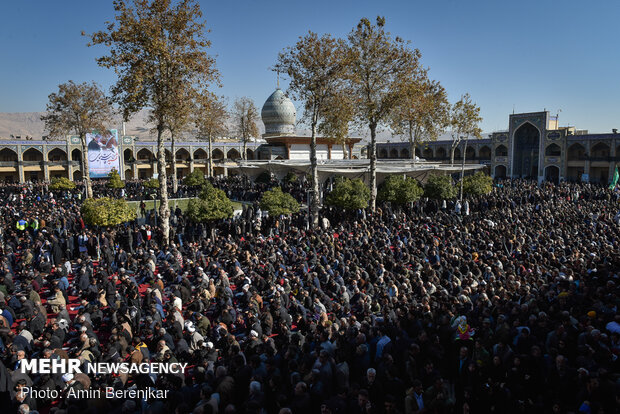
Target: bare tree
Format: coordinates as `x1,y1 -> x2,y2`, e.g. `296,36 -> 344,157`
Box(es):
194,91 -> 228,177
232,97 -> 259,160
88,0 -> 218,244
346,16 -> 422,210
276,31 -> 350,227
448,93 -> 483,200
391,74 -> 449,166
165,81 -> 194,194
41,80 -> 113,198
449,93 -> 483,166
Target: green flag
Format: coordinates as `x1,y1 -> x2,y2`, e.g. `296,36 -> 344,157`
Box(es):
610,166 -> 619,189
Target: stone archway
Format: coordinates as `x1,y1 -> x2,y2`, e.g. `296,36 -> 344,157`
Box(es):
0,148 -> 18,162
545,165 -> 559,184
435,147 -> 446,160
479,146 -> 491,161
494,165 -> 507,179
227,149 -> 241,160
513,122 -> 540,178
545,143 -> 561,157
212,149 -> 224,160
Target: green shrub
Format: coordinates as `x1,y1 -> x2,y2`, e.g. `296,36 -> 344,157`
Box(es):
50,177 -> 76,190
183,170 -> 206,187
107,169 -> 125,189
378,175 -> 423,205
81,197 -> 136,226
187,182 -> 234,222
260,187 -> 300,216
325,177 -> 370,210
461,171 -> 493,196
143,178 -> 159,190
255,171 -> 272,184
424,174 -> 457,199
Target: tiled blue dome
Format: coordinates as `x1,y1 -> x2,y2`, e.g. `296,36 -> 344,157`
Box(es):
261,88 -> 296,136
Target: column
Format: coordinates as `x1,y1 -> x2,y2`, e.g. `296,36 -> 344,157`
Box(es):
585,141 -> 591,181
43,147 -> 50,181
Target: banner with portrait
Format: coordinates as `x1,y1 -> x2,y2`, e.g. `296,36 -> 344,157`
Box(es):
87,129 -> 120,178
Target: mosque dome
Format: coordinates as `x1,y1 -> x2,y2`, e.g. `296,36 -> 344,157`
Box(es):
261,88 -> 296,136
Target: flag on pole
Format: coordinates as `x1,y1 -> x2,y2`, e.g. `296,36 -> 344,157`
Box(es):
610,166 -> 619,189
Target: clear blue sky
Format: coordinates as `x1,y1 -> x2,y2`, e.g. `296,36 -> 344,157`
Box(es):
1,0 -> 619,133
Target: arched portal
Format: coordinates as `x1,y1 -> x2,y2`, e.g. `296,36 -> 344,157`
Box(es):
48,148 -> 67,162
494,165 -> 507,179
212,149 -> 224,160
176,148 -> 191,161
23,148 -> 43,161
71,148 -> 82,161
495,145 -> 508,156
567,143 -> 586,161
423,148 -> 433,159
137,148 -> 153,161
378,148 -> 388,158
0,148 -> 18,162
389,148 -> 399,158
545,143 -> 561,157
479,146 -> 491,160
435,147 -> 446,159
513,122 -> 540,178
194,148 -> 208,160
400,148 -> 410,158
465,146 -> 475,160
227,149 -> 241,160
545,165 -> 559,184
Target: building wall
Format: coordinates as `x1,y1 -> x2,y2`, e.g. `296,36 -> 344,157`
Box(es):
0,136 -> 259,183
289,144 -> 330,160
375,111 -> 620,184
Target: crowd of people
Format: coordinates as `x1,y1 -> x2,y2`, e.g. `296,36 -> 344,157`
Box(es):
0,177 -> 618,414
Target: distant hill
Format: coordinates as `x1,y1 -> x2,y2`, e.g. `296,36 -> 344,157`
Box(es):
0,110 -> 467,142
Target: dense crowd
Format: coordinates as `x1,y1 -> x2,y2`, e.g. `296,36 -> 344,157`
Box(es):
0,178 -> 618,414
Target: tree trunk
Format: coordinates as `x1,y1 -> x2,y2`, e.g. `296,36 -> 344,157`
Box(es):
460,136 -> 468,201
409,125 -> 416,168
243,138 -> 247,161
310,121 -> 320,228
450,139 -> 459,166
369,122 -> 378,211
171,132 -> 178,195
208,133 -> 213,177
156,126 -> 170,245
80,134 -> 93,198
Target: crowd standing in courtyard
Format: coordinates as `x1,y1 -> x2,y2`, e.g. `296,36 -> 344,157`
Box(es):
0,177 -> 618,414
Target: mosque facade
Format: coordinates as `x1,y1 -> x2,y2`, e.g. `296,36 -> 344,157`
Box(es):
376,111 -> 620,184
0,88 -> 362,183
254,88 -> 362,161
